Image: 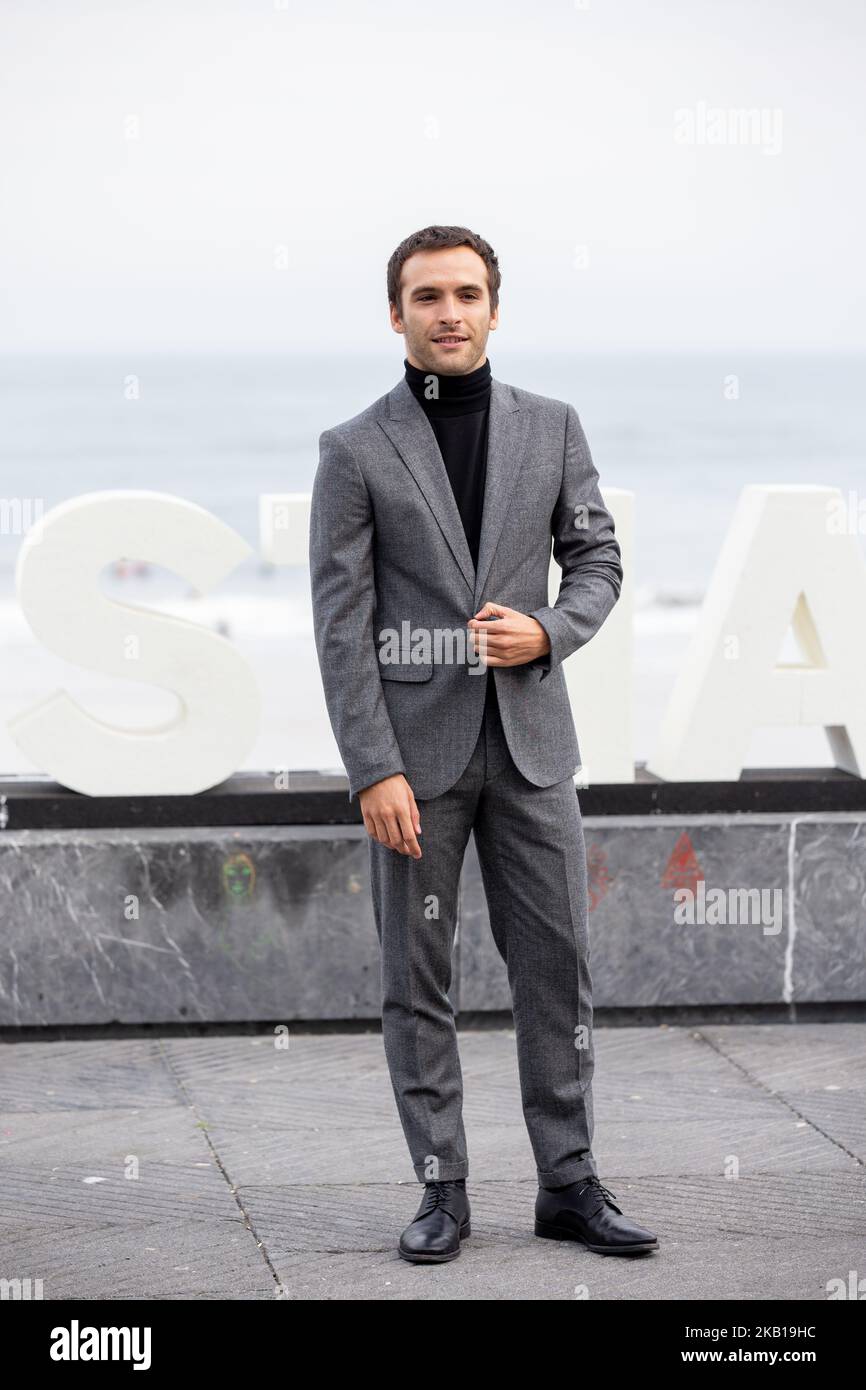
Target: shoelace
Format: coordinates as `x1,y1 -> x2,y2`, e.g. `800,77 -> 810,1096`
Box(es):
580,1175 -> 620,1208
418,1180 -> 463,1218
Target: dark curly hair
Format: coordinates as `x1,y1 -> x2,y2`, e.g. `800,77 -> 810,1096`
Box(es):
387,225 -> 501,318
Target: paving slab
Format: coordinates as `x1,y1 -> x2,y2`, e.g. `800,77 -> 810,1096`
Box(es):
1,1022 -> 863,1300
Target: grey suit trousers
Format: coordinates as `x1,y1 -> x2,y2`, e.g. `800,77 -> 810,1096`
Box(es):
369,676 -> 597,1191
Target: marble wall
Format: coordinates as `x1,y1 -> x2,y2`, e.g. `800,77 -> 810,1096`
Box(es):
0,814 -> 863,1026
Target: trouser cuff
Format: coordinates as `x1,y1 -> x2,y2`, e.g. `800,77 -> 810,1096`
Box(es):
537,1156 -> 598,1190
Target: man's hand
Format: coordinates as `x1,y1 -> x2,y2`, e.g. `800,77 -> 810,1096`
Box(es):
467,602 -> 552,665
358,773 -> 423,857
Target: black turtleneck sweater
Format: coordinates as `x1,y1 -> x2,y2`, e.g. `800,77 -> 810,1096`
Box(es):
403,356 -> 491,569
404,354 -> 511,709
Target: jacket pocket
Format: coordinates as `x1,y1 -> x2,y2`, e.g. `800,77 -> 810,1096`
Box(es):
378,661 -> 434,682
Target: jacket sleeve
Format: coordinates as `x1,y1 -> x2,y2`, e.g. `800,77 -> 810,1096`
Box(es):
309,428 -> 407,802
528,403 -> 623,680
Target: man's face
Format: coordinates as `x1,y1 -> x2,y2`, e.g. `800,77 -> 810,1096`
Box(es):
390,245 -> 498,375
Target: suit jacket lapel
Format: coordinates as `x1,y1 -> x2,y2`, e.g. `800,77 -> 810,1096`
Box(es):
380,377 -> 476,595
473,378 -> 532,611
379,375 -> 532,608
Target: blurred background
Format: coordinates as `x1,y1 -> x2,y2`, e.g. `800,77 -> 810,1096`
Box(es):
1,0 -> 864,776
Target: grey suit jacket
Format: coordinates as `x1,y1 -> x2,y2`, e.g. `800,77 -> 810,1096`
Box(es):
309,373 -> 623,803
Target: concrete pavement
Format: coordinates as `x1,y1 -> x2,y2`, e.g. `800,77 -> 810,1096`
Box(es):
1,1021 -> 864,1300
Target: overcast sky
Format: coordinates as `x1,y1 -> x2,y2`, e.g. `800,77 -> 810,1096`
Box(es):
1,0 -> 864,353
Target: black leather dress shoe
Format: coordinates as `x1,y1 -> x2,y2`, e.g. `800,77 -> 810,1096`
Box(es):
535,1176 -> 658,1255
398,1180 -> 471,1263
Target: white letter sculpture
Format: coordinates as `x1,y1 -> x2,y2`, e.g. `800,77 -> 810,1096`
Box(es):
9,491 -> 260,795
647,485 -> 866,781
561,487 -> 634,784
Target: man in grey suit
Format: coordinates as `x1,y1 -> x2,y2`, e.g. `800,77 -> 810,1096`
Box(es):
309,225 -> 658,1262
